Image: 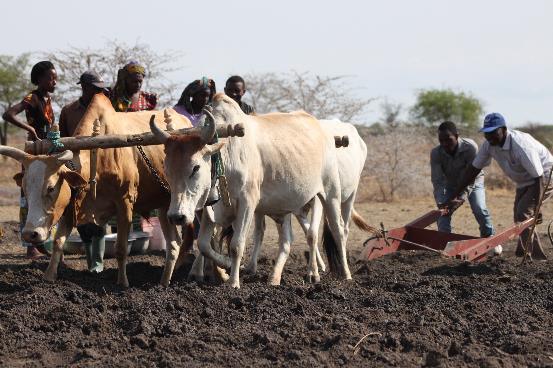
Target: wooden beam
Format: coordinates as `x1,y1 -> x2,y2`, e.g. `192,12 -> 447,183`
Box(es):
24,123 -> 245,155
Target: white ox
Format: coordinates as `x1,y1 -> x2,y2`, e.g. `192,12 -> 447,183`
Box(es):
150,93 -> 353,288
245,119 -> 369,281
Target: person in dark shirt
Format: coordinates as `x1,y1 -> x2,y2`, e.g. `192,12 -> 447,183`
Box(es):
2,61 -> 57,259
224,75 -> 254,115
59,70 -> 108,272
59,70 -> 107,137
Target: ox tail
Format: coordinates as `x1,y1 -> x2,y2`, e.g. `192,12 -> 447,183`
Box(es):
322,220 -> 343,275
351,208 -> 380,234
219,225 -> 234,254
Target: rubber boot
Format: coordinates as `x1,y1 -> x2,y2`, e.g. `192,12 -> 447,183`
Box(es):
84,236 -> 105,273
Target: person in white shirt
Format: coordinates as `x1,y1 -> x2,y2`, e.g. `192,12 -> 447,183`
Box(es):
444,112 -> 553,259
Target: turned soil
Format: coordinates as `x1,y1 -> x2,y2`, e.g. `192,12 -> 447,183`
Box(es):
1,194 -> 553,367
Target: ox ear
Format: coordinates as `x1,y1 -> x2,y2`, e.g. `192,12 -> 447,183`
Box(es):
13,172 -> 23,187
204,142 -> 225,156
61,170 -> 87,188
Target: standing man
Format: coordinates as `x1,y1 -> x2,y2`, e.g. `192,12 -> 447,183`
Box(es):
59,70 -> 107,272
59,70 -> 106,137
224,75 -> 254,115
431,121 -> 494,237
446,113 -> 553,259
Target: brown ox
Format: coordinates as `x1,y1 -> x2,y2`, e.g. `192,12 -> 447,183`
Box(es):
0,93 -> 193,287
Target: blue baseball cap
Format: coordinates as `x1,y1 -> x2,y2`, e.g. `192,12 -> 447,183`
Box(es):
480,113 -> 506,133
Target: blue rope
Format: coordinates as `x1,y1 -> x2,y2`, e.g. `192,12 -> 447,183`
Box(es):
211,128 -> 224,181
46,130 -> 64,154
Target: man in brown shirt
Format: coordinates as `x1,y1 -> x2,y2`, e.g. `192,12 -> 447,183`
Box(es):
59,70 -> 106,137
60,70 -> 107,272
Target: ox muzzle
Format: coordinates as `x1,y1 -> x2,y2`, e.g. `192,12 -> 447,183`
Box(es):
167,212 -> 193,226
22,226 -> 49,244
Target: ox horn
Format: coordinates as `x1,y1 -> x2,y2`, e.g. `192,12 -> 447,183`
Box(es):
0,145 -> 29,162
201,108 -> 216,143
53,150 -> 74,164
150,115 -> 170,143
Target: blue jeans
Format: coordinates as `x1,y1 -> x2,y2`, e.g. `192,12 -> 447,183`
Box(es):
436,181 -> 494,237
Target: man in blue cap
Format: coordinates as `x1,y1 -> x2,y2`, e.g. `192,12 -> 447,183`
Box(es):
445,112 -> 553,259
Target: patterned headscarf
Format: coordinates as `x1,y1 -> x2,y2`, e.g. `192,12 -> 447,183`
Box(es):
177,77 -> 216,112
111,61 -> 146,112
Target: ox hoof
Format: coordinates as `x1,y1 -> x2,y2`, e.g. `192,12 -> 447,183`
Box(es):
117,279 -> 130,288
305,274 -> 321,284
216,268 -> 230,282
187,272 -> 204,283
242,264 -> 257,275
269,278 -> 282,286
43,272 -> 57,282
229,279 -> 241,289
160,279 -> 170,287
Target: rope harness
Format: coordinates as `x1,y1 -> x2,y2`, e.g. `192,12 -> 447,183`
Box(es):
46,130 -> 64,154
210,123 -> 232,207
46,125 -> 80,226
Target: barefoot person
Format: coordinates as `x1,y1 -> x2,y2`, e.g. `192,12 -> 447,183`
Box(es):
59,70 -> 107,272
2,61 -> 57,259
445,113 -> 553,259
431,121 -> 494,237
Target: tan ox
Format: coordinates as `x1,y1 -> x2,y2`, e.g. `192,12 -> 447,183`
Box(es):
151,93 -> 353,288
0,94 -> 192,287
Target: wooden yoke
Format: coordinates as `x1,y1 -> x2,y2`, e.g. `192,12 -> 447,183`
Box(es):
24,121 -> 246,155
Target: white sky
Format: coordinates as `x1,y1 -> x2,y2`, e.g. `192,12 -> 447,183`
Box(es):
1,0 -> 552,126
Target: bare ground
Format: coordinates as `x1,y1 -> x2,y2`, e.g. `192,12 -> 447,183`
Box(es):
1,192 -> 553,367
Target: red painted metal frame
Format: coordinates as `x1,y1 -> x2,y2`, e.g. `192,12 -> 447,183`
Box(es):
361,210 -> 534,262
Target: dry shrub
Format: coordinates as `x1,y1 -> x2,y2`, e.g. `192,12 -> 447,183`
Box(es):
360,126 -> 433,202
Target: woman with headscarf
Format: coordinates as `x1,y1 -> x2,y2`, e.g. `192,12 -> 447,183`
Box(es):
174,77 -> 216,126
2,61 -> 58,259
110,61 -> 157,112
83,61 -> 157,273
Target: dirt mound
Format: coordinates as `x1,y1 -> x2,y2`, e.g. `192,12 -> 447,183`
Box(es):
1,241 -> 553,367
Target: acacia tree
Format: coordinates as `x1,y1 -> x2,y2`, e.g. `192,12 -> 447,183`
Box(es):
244,71 -> 374,122
410,88 -> 483,132
44,39 -> 184,109
0,53 -> 32,145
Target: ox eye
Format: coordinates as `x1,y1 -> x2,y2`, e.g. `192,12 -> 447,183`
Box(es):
47,186 -> 55,193
189,165 -> 200,178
